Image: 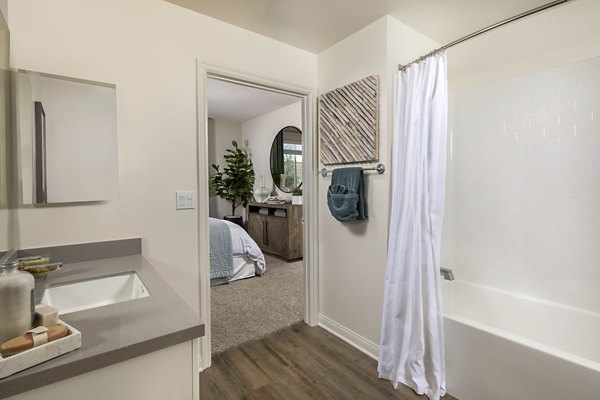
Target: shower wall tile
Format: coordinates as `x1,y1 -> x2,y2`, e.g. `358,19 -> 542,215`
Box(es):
576,121 -> 600,135
449,56 -> 600,313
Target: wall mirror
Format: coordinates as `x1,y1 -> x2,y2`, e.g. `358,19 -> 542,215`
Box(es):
16,70 -> 119,204
269,126 -> 302,193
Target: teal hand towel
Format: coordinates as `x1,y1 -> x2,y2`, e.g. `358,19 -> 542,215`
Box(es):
327,167 -> 368,222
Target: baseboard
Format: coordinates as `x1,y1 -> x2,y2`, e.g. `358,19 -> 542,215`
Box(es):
198,350 -> 210,372
198,353 -> 204,373
317,314 -> 380,360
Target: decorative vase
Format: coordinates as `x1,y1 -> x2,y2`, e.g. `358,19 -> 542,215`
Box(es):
279,173 -> 289,192
254,174 -> 270,202
254,186 -> 269,203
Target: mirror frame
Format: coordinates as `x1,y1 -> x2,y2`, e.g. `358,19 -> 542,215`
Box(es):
269,125 -> 302,193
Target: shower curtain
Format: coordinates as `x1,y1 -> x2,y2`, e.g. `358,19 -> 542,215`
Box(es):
378,54 -> 448,400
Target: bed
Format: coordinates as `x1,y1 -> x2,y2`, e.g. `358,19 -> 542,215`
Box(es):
209,217 -> 266,286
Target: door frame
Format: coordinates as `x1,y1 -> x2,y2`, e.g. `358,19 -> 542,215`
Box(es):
196,62 -> 319,370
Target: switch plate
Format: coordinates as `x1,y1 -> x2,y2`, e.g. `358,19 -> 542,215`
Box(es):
176,191 -> 195,210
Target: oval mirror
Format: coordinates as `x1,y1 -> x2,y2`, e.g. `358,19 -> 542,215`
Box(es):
269,126 -> 302,193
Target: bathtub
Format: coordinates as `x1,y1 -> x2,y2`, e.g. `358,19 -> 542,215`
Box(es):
443,280 -> 600,400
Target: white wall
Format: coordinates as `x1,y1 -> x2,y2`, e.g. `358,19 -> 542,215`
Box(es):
449,56 -> 600,312
317,16 -> 439,346
207,118 -> 242,218
448,0 -> 600,91
242,101 -> 302,201
8,0 -> 317,313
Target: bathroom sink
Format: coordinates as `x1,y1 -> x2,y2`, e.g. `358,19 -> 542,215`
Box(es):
41,272 -> 150,315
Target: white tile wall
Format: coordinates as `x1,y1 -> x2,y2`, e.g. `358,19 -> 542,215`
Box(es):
447,56 -> 600,312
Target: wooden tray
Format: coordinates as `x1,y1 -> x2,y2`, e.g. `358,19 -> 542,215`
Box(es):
0,320 -> 81,379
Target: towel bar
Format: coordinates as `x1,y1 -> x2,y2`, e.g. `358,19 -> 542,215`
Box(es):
320,163 -> 385,177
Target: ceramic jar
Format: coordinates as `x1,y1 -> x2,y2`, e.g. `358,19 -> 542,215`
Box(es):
0,261 -> 35,343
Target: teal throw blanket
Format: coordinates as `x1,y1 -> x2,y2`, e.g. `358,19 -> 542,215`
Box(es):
209,218 -> 234,279
327,167 -> 368,222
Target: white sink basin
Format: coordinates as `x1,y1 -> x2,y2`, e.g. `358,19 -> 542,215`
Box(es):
41,272 -> 150,315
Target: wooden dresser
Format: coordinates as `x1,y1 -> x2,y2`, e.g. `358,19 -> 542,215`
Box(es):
247,202 -> 303,261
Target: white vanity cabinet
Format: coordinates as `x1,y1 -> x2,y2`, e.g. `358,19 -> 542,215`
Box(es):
5,340 -> 199,400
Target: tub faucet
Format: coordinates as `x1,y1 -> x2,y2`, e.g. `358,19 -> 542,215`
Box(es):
440,267 -> 455,281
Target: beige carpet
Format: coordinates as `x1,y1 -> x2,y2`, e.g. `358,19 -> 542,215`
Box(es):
211,254 -> 304,354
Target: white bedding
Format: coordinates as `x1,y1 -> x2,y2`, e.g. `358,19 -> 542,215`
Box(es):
221,219 -> 266,276
211,255 -> 257,286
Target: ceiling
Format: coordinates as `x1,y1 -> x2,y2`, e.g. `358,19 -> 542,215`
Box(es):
166,0 -> 556,53
207,78 -> 300,123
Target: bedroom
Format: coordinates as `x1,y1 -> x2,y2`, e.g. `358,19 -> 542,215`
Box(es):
205,76 -> 305,354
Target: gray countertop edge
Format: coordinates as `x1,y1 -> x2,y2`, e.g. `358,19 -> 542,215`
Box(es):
0,253 -> 205,399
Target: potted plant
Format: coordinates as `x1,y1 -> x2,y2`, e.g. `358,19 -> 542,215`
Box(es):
291,187 -> 302,205
209,140 -> 255,227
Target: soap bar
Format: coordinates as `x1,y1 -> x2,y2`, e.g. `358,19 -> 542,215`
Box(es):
0,325 -> 68,356
18,256 -> 51,268
35,304 -> 59,328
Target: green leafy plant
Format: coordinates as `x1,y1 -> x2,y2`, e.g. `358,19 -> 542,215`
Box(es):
210,141 -> 255,216
292,187 -> 302,196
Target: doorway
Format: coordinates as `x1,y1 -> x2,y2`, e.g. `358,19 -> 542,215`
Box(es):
196,65 -> 318,370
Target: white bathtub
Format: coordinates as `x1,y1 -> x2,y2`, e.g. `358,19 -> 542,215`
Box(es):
443,280 -> 600,400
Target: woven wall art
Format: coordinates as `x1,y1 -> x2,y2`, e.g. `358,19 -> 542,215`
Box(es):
319,75 -> 379,165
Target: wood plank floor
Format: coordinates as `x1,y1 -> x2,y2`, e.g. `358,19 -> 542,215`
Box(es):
200,323 -> 457,400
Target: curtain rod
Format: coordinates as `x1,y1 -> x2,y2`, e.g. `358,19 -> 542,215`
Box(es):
398,0 -> 573,72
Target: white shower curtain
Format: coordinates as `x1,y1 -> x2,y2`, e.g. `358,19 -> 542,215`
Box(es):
378,54 -> 448,400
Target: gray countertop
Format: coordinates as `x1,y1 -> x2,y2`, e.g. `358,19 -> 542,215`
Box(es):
0,254 -> 205,398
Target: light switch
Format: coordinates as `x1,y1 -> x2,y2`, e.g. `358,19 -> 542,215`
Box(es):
176,191 -> 195,210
